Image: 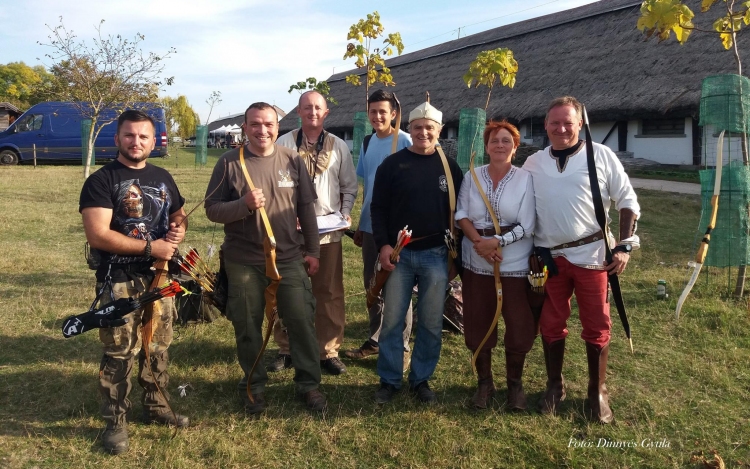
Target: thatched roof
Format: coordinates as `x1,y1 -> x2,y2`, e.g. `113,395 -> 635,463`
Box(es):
280,0 -> 749,133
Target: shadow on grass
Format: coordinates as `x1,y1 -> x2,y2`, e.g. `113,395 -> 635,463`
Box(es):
0,272 -> 90,300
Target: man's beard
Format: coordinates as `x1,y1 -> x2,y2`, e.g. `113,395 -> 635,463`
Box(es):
118,147 -> 149,163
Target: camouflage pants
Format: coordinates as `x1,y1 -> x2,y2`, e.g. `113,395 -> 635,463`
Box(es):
97,276 -> 177,360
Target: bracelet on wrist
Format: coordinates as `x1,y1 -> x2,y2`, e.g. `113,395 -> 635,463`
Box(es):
144,238 -> 152,258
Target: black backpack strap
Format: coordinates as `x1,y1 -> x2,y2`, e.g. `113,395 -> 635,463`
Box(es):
362,133 -> 373,156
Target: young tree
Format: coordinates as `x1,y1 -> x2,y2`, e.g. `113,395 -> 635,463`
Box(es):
0,62 -> 53,109
39,18 -> 175,178
463,48 -> 519,110
342,11 -> 404,106
637,0 -> 750,295
204,91 -> 221,126
461,48 -> 519,165
288,77 -> 337,104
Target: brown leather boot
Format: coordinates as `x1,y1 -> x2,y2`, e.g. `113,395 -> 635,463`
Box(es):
471,351 -> 495,409
505,351 -> 527,411
138,350 -> 189,427
99,355 -> 133,455
539,339 -> 566,414
585,342 -> 613,424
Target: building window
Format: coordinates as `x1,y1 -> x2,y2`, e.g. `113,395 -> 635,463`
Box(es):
641,118 -> 685,136
525,118 -> 546,139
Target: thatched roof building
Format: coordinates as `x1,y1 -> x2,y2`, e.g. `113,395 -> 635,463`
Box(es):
279,0 -> 748,164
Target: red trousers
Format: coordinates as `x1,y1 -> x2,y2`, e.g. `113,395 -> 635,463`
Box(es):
539,257 -> 611,347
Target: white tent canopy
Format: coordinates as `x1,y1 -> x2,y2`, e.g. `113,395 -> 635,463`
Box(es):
211,124 -> 241,135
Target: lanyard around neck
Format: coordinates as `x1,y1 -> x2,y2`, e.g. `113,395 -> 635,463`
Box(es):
295,129 -> 326,184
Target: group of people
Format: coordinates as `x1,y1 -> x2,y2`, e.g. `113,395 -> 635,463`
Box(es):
78,90 -> 640,455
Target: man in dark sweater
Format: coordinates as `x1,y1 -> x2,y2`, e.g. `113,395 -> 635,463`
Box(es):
370,101 -> 463,404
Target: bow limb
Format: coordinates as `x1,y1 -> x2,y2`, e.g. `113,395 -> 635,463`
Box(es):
246,236 -> 280,403
238,146 -> 283,403
675,130 -> 724,319
467,150 -> 504,374
142,258 -> 179,437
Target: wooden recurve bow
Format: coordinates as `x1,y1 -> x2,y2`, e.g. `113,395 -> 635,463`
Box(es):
239,146 -> 281,403
675,130 -> 725,319
468,151 -> 503,374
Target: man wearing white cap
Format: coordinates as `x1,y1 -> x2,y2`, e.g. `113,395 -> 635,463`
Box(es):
370,100 -> 463,404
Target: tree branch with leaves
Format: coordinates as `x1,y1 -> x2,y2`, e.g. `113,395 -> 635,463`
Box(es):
342,11 -> 404,106
637,0 -> 750,74
204,91 -> 221,126
288,77 -> 337,105
463,48 -> 519,111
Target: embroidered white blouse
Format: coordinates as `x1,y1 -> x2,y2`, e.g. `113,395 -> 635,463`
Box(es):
455,165 -> 536,276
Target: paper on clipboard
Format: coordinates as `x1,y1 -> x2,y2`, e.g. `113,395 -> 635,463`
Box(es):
317,211 -> 350,234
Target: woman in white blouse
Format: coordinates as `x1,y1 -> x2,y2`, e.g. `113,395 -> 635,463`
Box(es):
456,120 -> 540,411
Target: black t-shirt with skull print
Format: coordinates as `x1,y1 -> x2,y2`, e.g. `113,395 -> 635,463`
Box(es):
79,159 -> 185,281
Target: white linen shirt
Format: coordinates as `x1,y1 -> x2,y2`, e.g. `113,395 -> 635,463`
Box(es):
277,129 -> 358,244
455,165 -> 535,276
523,142 -> 640,269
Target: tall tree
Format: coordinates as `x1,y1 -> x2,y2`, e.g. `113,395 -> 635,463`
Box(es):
342,11 -> 404,107
160,95 -> 198,140
39,18 -> 175,178
0,61 -> 52,109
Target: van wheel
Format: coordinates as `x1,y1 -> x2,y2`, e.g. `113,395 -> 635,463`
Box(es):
0,149 -> 19,165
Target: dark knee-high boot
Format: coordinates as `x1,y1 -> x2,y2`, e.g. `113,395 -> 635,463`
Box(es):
138,350 -> 189,427
505,351 -> 527,411
471,351 -> 496,409
539,339 -> 566,414
99,354 -> 133,454
585,342 -> 613,424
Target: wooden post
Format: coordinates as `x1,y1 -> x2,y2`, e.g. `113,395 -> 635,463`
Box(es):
33,144 -> 37,168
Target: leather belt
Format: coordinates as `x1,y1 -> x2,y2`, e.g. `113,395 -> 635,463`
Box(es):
551,230 -> 604,250
476,226 -> 514,237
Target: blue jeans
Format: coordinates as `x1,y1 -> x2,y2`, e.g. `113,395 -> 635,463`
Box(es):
377,246 -> 449,389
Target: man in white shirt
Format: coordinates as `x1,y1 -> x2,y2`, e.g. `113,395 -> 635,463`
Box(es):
270,91 -> 358,375
523,96 -> 640,424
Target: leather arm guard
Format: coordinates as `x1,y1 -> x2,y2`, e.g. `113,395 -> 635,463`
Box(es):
62,297 -> 136,338
619,208 -> 638,242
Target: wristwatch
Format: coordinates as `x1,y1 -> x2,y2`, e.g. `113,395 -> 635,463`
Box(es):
144,238 -> 152,258
612,244 -> 632,255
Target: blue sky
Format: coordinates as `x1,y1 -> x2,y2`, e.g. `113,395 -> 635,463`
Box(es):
0,0 -> 598,123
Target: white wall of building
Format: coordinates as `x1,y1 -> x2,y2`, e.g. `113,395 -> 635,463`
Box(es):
520,117 -> 696,165
626,118 -> 693,165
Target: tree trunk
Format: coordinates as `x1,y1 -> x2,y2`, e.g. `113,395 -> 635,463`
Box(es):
83,123 -> 96,179
735,134 -> 750,296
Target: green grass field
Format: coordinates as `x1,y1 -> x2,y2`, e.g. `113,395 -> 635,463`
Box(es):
0,148 -> 748,468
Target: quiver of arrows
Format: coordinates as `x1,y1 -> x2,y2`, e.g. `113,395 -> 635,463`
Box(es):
528,253 -> 548,294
